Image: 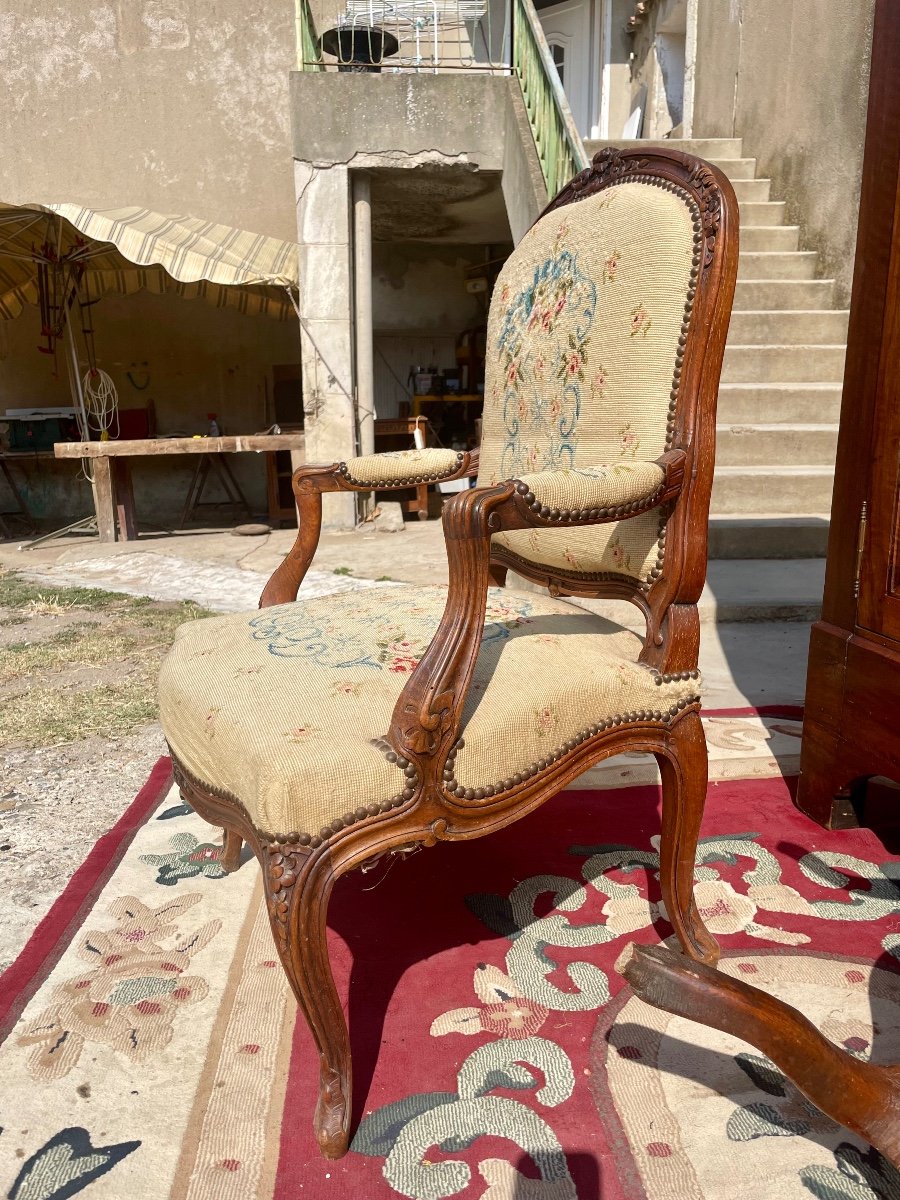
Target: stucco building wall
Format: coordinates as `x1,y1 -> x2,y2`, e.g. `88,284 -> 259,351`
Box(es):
0,0 -> 297,240
692,0 -> 875,306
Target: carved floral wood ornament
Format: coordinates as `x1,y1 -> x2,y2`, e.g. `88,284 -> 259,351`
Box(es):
159,147 -> 739,1158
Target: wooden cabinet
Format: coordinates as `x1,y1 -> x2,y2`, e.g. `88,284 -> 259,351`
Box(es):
796,0 -> 900,827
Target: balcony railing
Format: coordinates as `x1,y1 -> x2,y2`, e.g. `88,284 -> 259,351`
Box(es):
297,0 -> 326,69
303,0 -> 507,72
297,0 -> 587,196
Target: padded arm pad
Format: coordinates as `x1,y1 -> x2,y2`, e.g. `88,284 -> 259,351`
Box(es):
339,448 -> 466,487
513,461 -> 666,513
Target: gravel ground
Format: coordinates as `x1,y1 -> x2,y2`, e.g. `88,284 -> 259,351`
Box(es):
0,724 -> 167,972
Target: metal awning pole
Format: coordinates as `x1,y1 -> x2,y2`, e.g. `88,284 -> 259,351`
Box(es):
64,308 -> 90,440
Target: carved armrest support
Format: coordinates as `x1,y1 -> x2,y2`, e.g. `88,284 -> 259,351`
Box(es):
387,450 -> 687,780
388,481 -> 515,778
259,450 -> 479,608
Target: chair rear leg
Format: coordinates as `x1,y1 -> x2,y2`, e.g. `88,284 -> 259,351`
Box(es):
262,848 -> 351,1159
655,709 -> 719,966
221,828 -> 243,872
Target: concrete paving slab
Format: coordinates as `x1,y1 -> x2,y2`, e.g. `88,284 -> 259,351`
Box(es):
14,552 -> 396,612
3,526 -> 826,622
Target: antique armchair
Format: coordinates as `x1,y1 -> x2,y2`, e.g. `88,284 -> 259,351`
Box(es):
158,147 -> 738,1158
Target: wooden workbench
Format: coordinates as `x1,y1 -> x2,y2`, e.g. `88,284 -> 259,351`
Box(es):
54,435 -> 305,542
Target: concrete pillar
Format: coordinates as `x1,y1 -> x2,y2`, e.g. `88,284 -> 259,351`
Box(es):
295,160 -> 357,528
353,171 -> 375,520
682,0 -> 698,137
353,172 -> 375,460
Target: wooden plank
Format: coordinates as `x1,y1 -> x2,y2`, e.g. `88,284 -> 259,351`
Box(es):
91,456 -> 117,543
54,434 -> 305,459
112,458 -> 138,541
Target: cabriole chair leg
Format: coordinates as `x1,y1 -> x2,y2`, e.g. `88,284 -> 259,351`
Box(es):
655,709 -> 720,966
262,849 -> 351,1158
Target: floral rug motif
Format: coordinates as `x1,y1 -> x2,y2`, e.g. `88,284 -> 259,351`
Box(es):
1,740 -> 899,1200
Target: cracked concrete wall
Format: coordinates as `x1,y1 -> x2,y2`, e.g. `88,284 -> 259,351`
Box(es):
692,0 -> 875,307
0,0 -> 297,239
291,73 -> 509,168
372,244 -> 492,333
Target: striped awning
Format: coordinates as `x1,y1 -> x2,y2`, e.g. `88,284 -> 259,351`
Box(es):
0,203 -> 300,321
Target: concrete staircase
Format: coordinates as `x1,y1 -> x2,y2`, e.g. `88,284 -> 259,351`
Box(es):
585,136 -> 845,560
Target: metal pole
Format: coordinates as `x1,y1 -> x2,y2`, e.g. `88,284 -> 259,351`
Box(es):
353,171 -> 376,517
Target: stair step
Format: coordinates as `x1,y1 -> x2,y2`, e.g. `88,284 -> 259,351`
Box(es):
733,279 -> 836,310
708,157 -> 757,180
715,422 -> 838,466
731,179 -> 772,202
717,383 -> 843,424
727,310 -> 849,344
700,557 -> 826,618
583,137 -> 744,160
738,201 -> 787,226
738,252 -> 818,279
722,344 -> 846,384
740,226 -> 801,252
708,517 -> 830,560
711,466 -> 835,514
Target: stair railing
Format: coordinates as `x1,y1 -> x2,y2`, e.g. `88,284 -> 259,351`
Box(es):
297,0 -> 325,68
511,0 -> 589,197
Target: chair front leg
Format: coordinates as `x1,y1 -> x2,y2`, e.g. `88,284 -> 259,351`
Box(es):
260,487 -> 324,608
261,846 -> 351,1158
655,708 -> 719,966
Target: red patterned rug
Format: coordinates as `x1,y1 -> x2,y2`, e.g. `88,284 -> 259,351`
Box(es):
2,745 -> 900,1200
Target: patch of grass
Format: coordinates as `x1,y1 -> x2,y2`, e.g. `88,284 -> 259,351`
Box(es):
376,575 -> 393,582
0,569 -> 135,611
0,568 -> 212,748
0,681 -> 159,746
332,566 -> 353,576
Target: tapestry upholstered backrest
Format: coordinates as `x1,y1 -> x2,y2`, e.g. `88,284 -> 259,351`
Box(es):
476,161 -> 708,588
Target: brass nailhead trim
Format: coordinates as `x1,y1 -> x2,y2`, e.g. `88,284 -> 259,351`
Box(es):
339,451 -> 465,489
218,739 -> 417,850
652,668 -> 701,686
442,699 -> 701,799
509,478 -> 666,524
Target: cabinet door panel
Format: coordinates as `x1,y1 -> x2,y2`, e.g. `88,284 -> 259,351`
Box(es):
858,177 -> 900,639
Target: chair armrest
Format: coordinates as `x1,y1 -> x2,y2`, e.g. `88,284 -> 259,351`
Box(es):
512,459 -> 667,521
259,449 -> 479,608
337,448 -> 469,488
501,449 -> 685,531
387,451 -> 687,782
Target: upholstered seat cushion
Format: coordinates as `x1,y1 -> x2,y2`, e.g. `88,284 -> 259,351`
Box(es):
158,585 -> 700,840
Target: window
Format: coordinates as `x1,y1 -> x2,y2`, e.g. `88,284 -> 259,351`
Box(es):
549,41 -> 565,86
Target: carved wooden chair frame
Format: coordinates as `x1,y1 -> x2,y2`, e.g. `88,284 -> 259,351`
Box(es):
171,147 -> 739,1158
